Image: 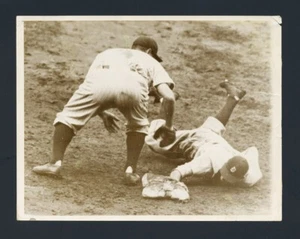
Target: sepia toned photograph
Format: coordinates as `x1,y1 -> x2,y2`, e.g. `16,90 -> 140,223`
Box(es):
17,16 -> 281,221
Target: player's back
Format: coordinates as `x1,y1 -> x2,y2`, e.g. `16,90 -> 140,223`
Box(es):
88,48 -> 158,73
85,48 -> 173,91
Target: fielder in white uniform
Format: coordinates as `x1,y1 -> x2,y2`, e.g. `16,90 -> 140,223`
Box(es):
145,81 -> 262,187
33,37 -> 176,185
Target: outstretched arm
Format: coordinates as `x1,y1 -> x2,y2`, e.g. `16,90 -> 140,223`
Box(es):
170,154 -> 212,181
156,83 -> 175,129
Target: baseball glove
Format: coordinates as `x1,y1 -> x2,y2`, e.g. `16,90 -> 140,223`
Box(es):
153,125 -> 176,147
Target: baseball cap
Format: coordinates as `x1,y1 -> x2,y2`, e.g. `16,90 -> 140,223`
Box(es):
132,36 -> 163,62
220,156 -> 249,184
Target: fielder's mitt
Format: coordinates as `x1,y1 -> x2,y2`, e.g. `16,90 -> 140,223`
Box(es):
153,125 -> 176,147
141,173 -> 190,201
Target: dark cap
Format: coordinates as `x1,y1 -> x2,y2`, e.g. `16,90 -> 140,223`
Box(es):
220,156 -> 249,184
132,36 -> 163,62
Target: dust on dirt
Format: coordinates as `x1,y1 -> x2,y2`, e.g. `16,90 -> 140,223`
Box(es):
23,20 -> 273,216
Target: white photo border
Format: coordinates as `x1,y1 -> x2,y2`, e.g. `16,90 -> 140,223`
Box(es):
17,15 -> 282,221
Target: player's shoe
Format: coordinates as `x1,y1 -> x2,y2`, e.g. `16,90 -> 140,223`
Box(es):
220,79 -> 246,101
123,166 -> 140,186
32,161 -> 62,177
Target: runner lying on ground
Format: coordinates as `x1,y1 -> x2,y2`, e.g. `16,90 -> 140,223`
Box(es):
145,80 -> 262,187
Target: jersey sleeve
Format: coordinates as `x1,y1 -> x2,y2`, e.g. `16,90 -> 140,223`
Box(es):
150,62 -> 175,89
175,151 -> 212,178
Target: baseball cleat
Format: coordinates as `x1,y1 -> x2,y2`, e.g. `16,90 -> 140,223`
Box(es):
32,161 -> 62,177
124,173 -> 141,185
123,166 -> 140,186
219,79 -> 246,101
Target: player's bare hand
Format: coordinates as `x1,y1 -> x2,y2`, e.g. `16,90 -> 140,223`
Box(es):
100,111 -> 120,133
170,170 -> 181,181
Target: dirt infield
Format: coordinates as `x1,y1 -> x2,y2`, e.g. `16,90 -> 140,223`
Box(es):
22,20 -> 274,217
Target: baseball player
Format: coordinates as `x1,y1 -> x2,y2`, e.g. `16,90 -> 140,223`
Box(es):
145,81 -> 263,187
32,36 -> 177,185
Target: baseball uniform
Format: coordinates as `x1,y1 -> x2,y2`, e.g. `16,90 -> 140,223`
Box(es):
54,48 -> 174,135
145,117 -> 263,187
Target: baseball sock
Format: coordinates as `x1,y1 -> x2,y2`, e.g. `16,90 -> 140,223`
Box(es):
215,96 -> 239,126
125,132 -> 146,173
51,123 -> 74,164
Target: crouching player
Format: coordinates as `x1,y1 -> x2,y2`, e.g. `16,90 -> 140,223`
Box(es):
145,80 -> 263,187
